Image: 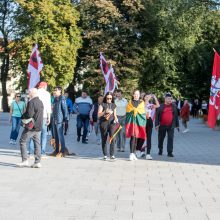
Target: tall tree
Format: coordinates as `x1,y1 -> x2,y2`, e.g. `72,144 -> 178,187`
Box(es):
15,0 -> 82,89
0,0 -> 17,112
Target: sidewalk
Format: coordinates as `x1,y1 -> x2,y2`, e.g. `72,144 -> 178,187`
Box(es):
0,113 -> 220,220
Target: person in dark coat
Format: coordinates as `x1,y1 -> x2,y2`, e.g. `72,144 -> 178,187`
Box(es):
155,93 -> 179,157
17,88 -> 44,168
50,86 -> 68,158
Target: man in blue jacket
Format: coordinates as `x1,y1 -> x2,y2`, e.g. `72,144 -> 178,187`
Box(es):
74,91 -> 93,144
52,86 -> 68,157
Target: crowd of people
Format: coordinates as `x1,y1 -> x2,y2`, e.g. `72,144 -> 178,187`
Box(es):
8,82 -> 207,168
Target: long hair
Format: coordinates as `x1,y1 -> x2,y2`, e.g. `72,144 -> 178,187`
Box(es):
103,92 -> 114,103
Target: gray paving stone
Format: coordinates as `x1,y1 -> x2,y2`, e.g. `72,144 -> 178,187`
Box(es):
0,113 -> 220,220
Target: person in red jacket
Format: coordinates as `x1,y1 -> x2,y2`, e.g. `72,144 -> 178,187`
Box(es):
180,99 -> 190,133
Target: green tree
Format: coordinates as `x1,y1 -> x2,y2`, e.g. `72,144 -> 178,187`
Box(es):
15,0 -> 82,89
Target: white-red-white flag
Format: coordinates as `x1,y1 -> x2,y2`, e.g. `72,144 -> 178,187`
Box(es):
105,65 -> 117,94
27,44 -> 43,90
100,52 -> 109,83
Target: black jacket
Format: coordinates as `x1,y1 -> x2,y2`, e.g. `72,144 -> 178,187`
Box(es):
22,97 -> 44,131
155,103 -> 179,128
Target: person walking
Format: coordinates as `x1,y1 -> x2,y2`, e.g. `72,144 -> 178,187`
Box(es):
64,92 -> 73,135
155,92 -> 179,157
125,90 -> 146,161
180,99 -> 190,133
17,88 -> 44,168
90,95 -> 103,145
28,82 -> 51,158
98,92 -> 118,160
9,93 -> 26,145
115,89 -> 128,152
50,86 -> 68,158
74,91 -> 93,144
143,93 -> 160,160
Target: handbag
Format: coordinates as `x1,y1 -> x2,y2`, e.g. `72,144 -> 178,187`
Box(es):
21,118 -> 35,130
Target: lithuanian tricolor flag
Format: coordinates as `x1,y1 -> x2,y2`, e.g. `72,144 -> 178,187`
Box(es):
125,100 -> 147,139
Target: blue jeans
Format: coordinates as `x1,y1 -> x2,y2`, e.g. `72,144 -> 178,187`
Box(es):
54,123 -> 65,153
28,118 -> 47,155
77,114 -> 89,141
10,116 -> 22,141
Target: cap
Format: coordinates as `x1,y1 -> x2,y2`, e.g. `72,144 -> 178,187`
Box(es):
38,82 -> 47,88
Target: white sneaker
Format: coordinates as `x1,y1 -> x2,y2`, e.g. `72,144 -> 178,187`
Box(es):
133,154 -> 138,160
31,163 -> 42,168
97,139 -> 101,145
102,156 -> 107,160
129,153 -> 134,161
110,156 -> 116,161
17,160 -> 29,167
9,140 -> 14,144
136,150 -> 141,158
146,154 -> 153,160
12,140 -> 16,145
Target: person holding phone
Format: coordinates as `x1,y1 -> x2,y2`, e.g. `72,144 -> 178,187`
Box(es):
98,92 -> 118,160
9,93 -> 26,145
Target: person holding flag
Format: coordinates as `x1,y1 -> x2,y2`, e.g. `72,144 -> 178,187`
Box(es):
125,90 -> 146,161
208,49 -> 220,128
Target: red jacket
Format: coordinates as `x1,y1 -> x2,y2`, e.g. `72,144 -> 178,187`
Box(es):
180,103 -> 190,121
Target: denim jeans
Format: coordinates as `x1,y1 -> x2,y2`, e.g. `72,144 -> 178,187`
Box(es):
20,129 -> 41,163
28,118 -> 47,155
10,116 -> 22,141
54,123 -> 66,153
77,114 -> 90,142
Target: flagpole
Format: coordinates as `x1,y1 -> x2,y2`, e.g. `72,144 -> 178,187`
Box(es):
213,48 -> 216,53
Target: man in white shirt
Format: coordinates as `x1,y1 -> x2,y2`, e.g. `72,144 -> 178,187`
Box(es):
29,82 -> 51,158
115,89 -> 128,152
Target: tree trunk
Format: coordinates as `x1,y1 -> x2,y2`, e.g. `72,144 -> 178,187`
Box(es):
0,44 -> 10,112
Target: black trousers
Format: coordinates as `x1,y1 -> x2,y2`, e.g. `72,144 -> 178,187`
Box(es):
130,136 -> 144,153
158,125 -> 174,153
100,120 -> 115,156
146,118 -> 153,154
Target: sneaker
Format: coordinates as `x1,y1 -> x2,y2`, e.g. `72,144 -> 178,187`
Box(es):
102,156 -> 107,160
133,154 -> 138,160
17,160 -> 29,167
77,136 -> 80,142
31,163 -> 42,168
146,154 -> 153,160
136,150 -> 141,158
97,139 -> 101,145
129,153 -> 134,161
82,140 -> 88,144
110,156 -> 116,161
158,150 -> 163,155
12,140 -> 17,145
167,153 -> 174,157
9,139 -> 14,144
141,152 -> 146,158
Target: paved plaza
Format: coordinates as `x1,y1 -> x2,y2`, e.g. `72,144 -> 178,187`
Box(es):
0,113 -> 220,220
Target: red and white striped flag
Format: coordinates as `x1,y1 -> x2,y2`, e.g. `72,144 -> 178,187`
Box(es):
100,52 -> 109,83
105,65 -> 117,94
27,44 -> 43,90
